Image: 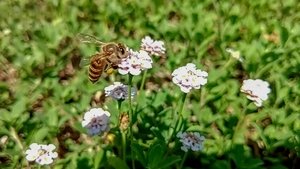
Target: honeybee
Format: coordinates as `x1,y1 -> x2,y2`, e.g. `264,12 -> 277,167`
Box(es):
78,34 -> 128,83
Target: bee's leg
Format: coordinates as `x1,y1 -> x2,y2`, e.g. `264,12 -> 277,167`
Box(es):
105,57 -> 113,65
111,64 -> 118,69
106,68 -> 115,75
103,63 -> 110,71
102,63 -> 114,74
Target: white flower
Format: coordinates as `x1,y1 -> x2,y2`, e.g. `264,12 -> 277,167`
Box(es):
25,143 -> 58,165
177,131 -> 205,152
82,108 -> 111,135
226,48 -> 244,62
118,49 -> 153,76
172,63 -> 208,93
141,36 -> 165,57
104,82 -> 136,100
241,79 -> 271,107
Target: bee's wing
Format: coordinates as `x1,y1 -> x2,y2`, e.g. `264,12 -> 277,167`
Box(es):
79,57 -> 91,68
77,33 -> 105,45
79,53 -> 103,68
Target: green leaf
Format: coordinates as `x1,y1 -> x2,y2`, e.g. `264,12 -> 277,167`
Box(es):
151,128 -> 165,141
31,128 -> 49,141
10,98 -> 27,120
0,109 -> 12,122
230,145 -> 264,169
132,142 -> 147,167
156,155 -> 181,169
280,26 -> 289,46
269,165 -> 289,169
211,160 -> 231,169
94,149 -> 104,169
107,156 -> 130,169
147,142 -> 166,169
46,107 -> 59,127
153,92 -> 167,107
186,125 -> 202,132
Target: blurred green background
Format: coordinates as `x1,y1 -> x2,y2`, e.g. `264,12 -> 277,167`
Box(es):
0,0 -> 299,168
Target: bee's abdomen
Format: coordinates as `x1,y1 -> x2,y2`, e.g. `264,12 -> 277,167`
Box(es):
89,59 -> 104,83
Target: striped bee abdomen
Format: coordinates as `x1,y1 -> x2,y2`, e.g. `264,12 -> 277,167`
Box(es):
88,55 -> 105,83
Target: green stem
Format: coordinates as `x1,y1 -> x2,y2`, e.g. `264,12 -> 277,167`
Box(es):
200,88 -> 205,108
139,70 -> 148,91
175,93 -> 187,133
179,151 -> 188,169
10,127 -> 24,151
11,127 -> 31,168
232,102 -> 251,143
167,93 -> 187,145
128,75 -> 133,125
127,74 -> 135,169
117,100 -> 127,162
212,0 -> 226,58
178,93 -> 187,117
117,100 -> 122,113
223,57 -> 234,69
117,100 -> 123,126
121,132 -> 126,162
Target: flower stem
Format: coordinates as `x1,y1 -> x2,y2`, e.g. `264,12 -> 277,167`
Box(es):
10,127 -> 30,167
117,100 -> 123,125
117,100 -> 122,113
223,57 -> 234,69
178,151 -> 188,169
179,93 -> 187,117
117,100 -> 127,162
232,102 -> 251,143
10,127 -> 24,151
139,70 -> 148,91
167,93 -> 187,145
127,74 -> 135,169
121,131 -> 126,162
174,93 -> 187,133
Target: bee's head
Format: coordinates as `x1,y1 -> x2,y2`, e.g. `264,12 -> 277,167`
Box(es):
117,43 -> 128,59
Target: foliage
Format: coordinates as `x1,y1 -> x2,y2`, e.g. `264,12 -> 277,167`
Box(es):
0,0 -> 299,168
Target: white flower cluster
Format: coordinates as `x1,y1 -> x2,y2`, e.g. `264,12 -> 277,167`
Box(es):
25,143 -> 58,165
82,108 -> 110,135
172,63 -> 208,93
241,79 -> 271,107
104,82 -> 136,100
118,49 -> 153,76
141,36 -> 166,57
177,131 -> 205,152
